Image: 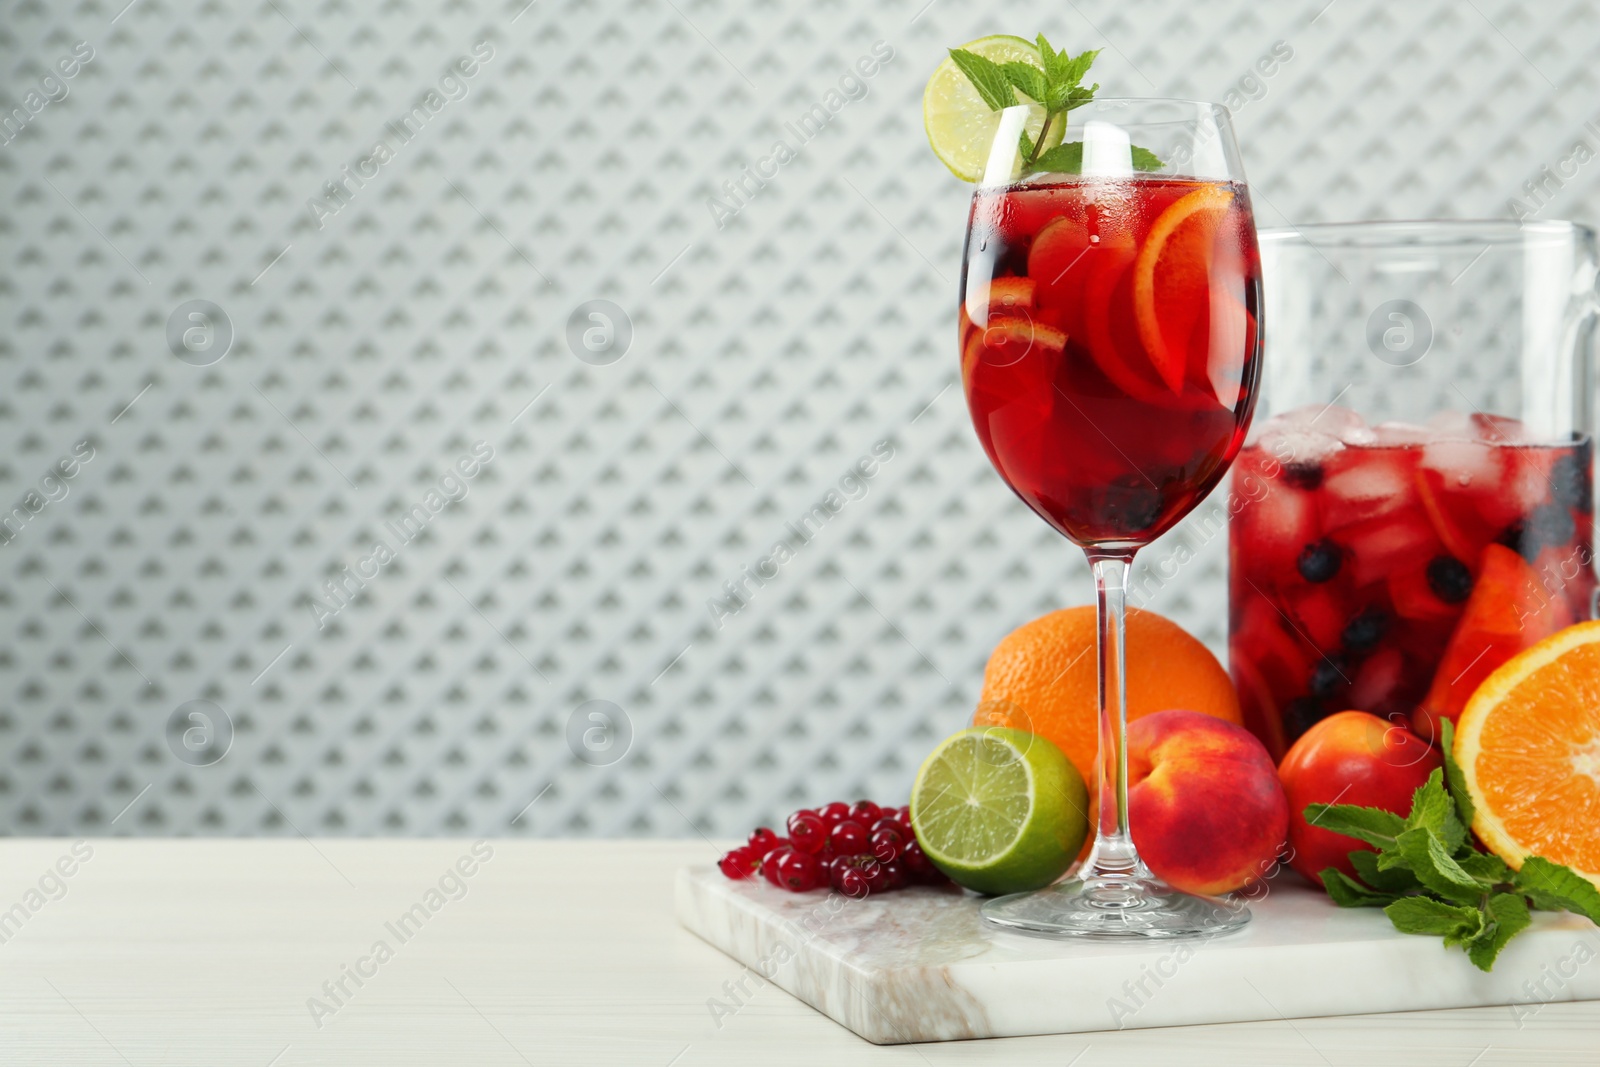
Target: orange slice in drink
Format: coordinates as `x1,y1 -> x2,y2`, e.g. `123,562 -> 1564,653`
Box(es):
1413,543 -> 1566,740
1455,620 -> 1600,886
1026,216 -> 1166,402
1027,216 -> 1094,342
1082,243 -> 1172,402
961,315 -> 1067,382
1415,465 -> 1496,568
1131,185 -> 1236,394
986,276 -> 1037,311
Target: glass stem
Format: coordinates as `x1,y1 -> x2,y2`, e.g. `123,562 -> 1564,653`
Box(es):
1087,551 -> 1140,878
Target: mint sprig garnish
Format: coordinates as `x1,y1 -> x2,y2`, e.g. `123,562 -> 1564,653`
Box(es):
1309,719 -> 1600,971
945,34 -> 1162,176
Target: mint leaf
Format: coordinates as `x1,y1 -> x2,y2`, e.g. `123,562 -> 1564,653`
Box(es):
1456,850 -> 1512,886
1405,769 -> 1467,854
1033,142 -> 1083,174
948,48 -> 1018,112
1320,868 -> 1401,907
1514,856 -> 1600,923
1054,48 -> 1100,91
1001,61 -> 1049,104
1467,893 -> 1531,971
1384,895 -> 1485,944
1040,46 -> 1098,111
1305,803 -> 1404,849
1439,719 -> 1476,829
1032,140 -> 1164,174
1130,145 -> 1164,172
1350,849 -> 1423,894
1387,828 -> 1484,903
1035,33 -> 1058,74
1048,81 -> 1092,112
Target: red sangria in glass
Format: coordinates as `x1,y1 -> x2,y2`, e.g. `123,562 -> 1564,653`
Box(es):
965,100 -> 1263,939
962,176 -> 1259,545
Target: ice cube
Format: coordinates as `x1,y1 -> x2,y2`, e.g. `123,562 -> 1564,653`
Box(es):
1333,423 -> 1379,446
1426,410 -> 1478,440
1259,429 -> 1345,470
1471,412 -> 1529,444
1473,446 -> 1550,529
1418,439 -> 1497,490
1332,509 -> 1442,587
1263,403 -> 1373,441
1373,421 -> 1432,446
1295,403 -> 1376,445
1322,448 -> 1420,529
1235,476 -> 1321,578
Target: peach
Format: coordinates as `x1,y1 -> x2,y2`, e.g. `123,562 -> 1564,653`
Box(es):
1127,709 -> 1289,895
1278,710 -> 1441,887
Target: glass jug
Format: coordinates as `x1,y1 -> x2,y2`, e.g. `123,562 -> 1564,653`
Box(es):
1228,220 -> 1599,758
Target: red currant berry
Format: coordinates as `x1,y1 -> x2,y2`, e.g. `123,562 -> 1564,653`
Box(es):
786,811 -> 826,854
857,855 -> 889,892
773,849 -> 820,892
829,856 -> 871,899
818,801 -> 851,829
899,839 -> 934,874
748,827 -> 781,855
761,845 -> 790,885
892,807 -> 913,832
718,846 -> 759,880
832,857 -> 870,895
828,819 -> 868,856
847,800 -> 881,825
869,826 -> 904,862
882,860 -> 907,890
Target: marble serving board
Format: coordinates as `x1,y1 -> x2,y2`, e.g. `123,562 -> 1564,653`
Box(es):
676,866 -> 1600,1043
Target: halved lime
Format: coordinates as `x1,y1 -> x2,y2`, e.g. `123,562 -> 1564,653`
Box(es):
910,726 -> 1089,895
923,35 -> 1060,182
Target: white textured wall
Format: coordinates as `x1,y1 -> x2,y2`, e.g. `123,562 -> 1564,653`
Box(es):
1,0 -> 1596,836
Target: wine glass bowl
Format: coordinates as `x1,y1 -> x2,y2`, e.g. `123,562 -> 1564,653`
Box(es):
962,99 -> 1263,938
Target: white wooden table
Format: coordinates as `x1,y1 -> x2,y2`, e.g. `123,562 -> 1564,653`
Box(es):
0,839 -> 1595,1065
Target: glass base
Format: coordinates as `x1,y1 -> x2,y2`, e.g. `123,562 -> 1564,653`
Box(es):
980,866 -> 1251,940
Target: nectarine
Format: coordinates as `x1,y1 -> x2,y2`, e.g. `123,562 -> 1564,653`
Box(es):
1127,709 -> 1289,896
1277,710 -> 1441,886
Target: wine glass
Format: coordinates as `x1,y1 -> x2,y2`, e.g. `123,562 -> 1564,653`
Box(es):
961,99 -> 1263,938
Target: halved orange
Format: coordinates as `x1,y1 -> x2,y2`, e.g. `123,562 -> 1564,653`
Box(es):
1131,184 -> 1236,394
1455,620 -> 1600,887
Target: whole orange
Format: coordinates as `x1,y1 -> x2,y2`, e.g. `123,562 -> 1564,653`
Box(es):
973,606 -> 1241,785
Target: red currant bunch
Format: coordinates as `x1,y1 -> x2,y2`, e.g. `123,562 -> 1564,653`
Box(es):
717,800 -> 949,898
